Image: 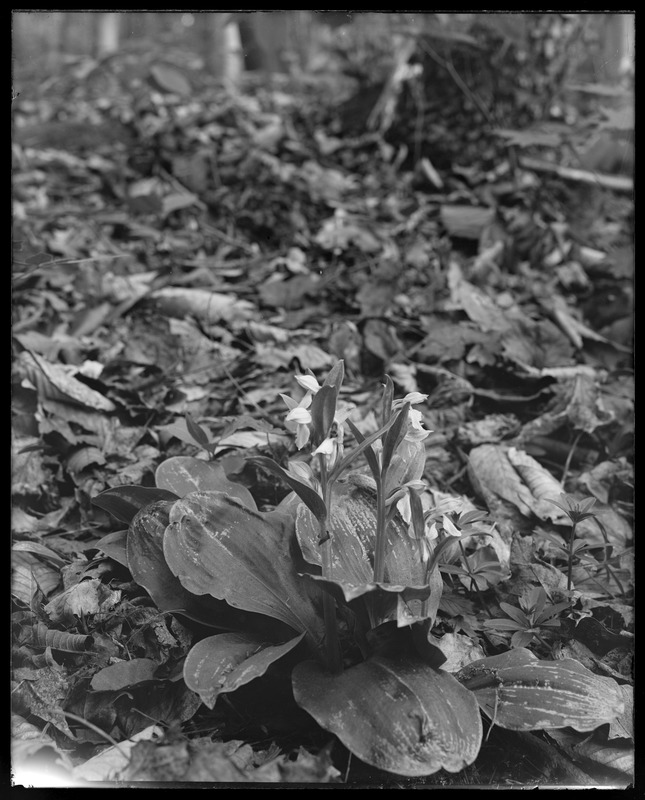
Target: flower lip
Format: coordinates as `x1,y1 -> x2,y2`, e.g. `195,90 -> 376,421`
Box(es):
286,407 -> 313,425
313,437 -> 336,456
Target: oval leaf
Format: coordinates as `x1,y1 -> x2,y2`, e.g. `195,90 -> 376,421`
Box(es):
293,655 -> 482,777
149,62 -> 192,95
185,413 -> 210,447
457,649 -> 625,732
163,492 -> 326,658
128,501 -> 237,628
184,632 -> 305,709
90,658 -> 159,691
155,456 -> 257,510
93,485 -> 179,524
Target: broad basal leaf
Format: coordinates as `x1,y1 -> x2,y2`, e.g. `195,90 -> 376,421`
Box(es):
128,500 -> 237,628
155,456 -> 257,510
184,631 -> 305,709
457,648 -> 624,732
293,655 -> 482,777
163,492 -> 326,658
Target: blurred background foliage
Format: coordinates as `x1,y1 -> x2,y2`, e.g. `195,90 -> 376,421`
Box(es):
12,12 -> 633,179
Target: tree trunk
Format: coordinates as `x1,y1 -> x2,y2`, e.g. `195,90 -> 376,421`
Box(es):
601,14 -> 634,82
238,12 -> 291,73
199,12 -> 232,80
96,12 -> 120,57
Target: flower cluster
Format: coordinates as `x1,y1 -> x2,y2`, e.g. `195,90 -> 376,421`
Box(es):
281,372 -> 355,467
281,374 -> 320,449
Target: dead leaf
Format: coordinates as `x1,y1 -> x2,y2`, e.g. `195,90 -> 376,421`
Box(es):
44,580 -> 121,625
19,351 -> 116,412
152,287 -> 254,325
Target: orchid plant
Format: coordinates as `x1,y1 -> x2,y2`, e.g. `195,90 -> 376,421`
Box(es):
94,361 -> 625,779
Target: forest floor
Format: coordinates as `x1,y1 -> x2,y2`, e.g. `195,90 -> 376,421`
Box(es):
11,43 -> 633,788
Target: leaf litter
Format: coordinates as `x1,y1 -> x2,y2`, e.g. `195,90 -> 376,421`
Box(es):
12,18 -> 632,788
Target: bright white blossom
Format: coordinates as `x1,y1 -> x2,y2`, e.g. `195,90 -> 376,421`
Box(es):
294,374 -> 321,394
421,520 -> 440,564
392,392 -> 428,408
426,521 -> 440,541
282,372 -> 353,453
281,391 -> 314,449
313,402 -> 356,468
314,436 -> 337,462
393,480 -> 427,524
406,408 -> 430,442
286,407 -> 313,425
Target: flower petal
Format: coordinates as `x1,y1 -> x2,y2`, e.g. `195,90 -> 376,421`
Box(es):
401,392 -> 429,406
295,375 -> 321,394
280,393 -> 298,410
314,437 -> 336,456
286,407 -> 313,425
295,424 -> 311,449
442,515 -> 462,537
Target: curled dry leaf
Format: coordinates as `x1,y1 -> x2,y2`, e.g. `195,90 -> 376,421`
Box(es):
469,444 -> 569,524
152,287 -> 255,325
44,579 -> 121,626
19,350 -> 116,412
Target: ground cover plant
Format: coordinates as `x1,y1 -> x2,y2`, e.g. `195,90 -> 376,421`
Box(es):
12,12 -> 633,788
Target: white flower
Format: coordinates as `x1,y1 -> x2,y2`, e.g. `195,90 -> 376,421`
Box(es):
281,392 -> 314,449
426,521 -> 440,541
406,407 -> 431,442
394,480 -> 427,524
419,520 -> 441,564
294,374 -> 321,394
393,392 -> 429,408
285,406 -> 313,425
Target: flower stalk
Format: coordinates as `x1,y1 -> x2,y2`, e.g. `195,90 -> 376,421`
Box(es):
318,454 -> 342,673
373,474 -> 388,583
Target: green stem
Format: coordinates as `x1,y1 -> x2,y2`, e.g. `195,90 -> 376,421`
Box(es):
567,521 -> 577,591
318,455 -> 342,673
373,475 -> 387,583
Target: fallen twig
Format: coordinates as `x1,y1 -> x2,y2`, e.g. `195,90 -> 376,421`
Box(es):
519,157 -> 633,193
